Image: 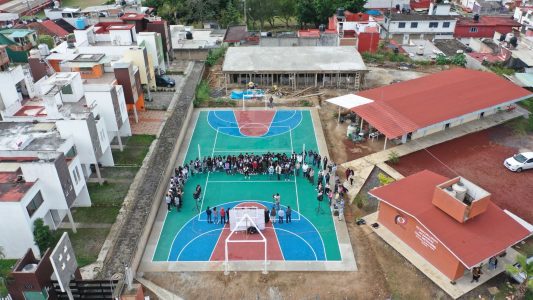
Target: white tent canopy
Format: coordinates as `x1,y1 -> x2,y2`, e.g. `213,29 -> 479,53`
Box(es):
326,94 -> 374,122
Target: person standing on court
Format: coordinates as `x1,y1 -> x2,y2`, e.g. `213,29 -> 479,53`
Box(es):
286,206 -> 292,223
278,207 -> 285,224
213,207 -> 218,224
206,206 -> 212,223
165,193 -> 172,211
270,206 -> 277,223
220,207 -> 226,225
275,164 -> 282,181
338,199 -> 345,221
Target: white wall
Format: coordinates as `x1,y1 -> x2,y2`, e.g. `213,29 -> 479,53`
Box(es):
109,29 -> 134,46
55,119 -> 97,164
20,162 -> 68,210
0,182 -> 51,258
388,19 -> 457,34
85,89 -> 118,131
138,32 -> 163,70
0,66 -> 25,114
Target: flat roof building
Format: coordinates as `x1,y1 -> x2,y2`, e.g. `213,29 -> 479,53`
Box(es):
222,46 -> 368,90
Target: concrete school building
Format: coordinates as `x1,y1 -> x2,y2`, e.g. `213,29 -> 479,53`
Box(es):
369,170 -> 531,281
222,46 -> 368,90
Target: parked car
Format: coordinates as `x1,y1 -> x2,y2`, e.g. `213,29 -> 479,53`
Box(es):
504,152 -> 533,172
508,256 -> 533,283
155,75 -> 175,87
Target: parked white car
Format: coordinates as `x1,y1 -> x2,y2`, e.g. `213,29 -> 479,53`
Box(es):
508,256 -> 533,283
504,152 -> 533,172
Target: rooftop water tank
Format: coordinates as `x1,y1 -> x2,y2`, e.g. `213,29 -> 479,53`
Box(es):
445,186 -> 456,198
74,17 -> 86,30
452,182 -> 467,202
21,263 -> 38,272
185,31 -> 193,40
38,43 -> 50,56
29,49 -> 41,59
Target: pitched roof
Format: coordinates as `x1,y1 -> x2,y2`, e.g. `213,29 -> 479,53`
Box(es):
53,19 -> 76,34
223,25 -> 247,43
352,68 -> 533,138
42,20 -> 69,37
370,170 -> 531,268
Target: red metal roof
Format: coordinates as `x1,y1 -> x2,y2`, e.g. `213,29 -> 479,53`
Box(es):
370,170 -> 532,268
410,0 -> 431,10
120,13 -> 145,21
344,11 -> 370,22
456,16 -> 521,27
298,29 -> 320,38
0,172 -> 35,202
353,68 -> 533,138
42,20 -> 69,37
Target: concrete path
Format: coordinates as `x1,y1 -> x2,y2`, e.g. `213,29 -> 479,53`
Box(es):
59,223 -> 112,229
341,109 -> 524,202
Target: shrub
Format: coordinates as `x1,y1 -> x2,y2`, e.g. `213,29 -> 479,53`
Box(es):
33,219 -> 54,253
38,35 -> 55,49
388,150 -> 400,165
194,80 -> 211,107
206,46 -> 227,67
354,193 -> 368,209
378,172 -> 395,186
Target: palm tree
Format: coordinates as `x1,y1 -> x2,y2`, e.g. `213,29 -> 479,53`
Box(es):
506,254 -> 533,298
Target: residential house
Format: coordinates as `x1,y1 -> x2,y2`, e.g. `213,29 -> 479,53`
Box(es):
16,20 -> 70,45
381,13 -> 457,44
0,28 -> 38,62
0,122 -> 91,258
0,71 -> 115,180
454,15 -> 521,42
513,5 -> 533,36
328,10 -> 381,50
169,25 -> 225,60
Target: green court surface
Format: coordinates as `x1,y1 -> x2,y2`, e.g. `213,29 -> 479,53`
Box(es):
153,110 -> 341,262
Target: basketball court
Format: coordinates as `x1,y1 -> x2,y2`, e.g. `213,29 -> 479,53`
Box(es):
141,108 -> 356,272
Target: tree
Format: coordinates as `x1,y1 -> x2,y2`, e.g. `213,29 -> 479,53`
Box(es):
38,35 -> 55,49
296,0 -> 318,27
337,0 -> 367,13
220,0 -> 241,28
276,0 -> 296,27
506,254 -> 533,298
33,219 -> 54,253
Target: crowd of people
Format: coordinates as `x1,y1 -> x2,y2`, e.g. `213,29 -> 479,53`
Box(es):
164,150 -> 356,224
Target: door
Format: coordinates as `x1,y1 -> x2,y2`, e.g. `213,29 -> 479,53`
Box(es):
525,158 -> 533,170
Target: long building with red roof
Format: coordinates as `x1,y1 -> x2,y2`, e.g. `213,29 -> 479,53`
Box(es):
369,170 -> 531,280
351,68 -> 532,144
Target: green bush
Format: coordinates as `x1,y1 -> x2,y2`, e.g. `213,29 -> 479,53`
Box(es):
388,150 -> 400,165
194,80 -> 211,107
206,46 -> 227,67
378,172 -> 395,186
354,193 -> 368,209
435,54 -> 466,67
38,35 -> 55,49
488,62 -> 515,76
33,219 -> 54,253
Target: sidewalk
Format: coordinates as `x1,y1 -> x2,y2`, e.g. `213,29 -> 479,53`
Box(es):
341,109 -> 524,202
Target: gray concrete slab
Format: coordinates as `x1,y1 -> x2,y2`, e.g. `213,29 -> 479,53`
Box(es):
223,47 -> 367,73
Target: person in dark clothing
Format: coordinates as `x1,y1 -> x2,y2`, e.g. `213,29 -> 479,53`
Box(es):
206,206 -> 212,223
226,207 -> 230,224
286,206 -> 292,223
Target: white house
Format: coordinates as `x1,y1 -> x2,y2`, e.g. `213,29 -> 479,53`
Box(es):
0,122 -> 91,258
514,6 -> 533,35
381,13 -> 457,44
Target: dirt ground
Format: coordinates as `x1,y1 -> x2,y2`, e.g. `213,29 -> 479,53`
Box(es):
392,124 -> 533,224
143,202 -> 449,299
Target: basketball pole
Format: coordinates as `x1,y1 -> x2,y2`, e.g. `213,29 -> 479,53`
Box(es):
198,144 -> 201,160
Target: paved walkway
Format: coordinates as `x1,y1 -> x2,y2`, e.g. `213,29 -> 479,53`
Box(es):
363,212 -> 520,299
340,109 -> 525,202
59,223 -> 112,229
129,110 -> 167,135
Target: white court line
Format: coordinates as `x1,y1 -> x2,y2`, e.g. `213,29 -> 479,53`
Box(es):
197,172 -> 210,221
176,228 -> 222,261
166,214 -> 198,261
212,149 -> 293,153
208,180 -> 296,183
212,111 -> 238,126
270,110 -> 298,124
274,228 -> 318,261
211,128 -> 219,158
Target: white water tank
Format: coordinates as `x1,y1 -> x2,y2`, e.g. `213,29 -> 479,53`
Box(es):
444,186 -> 456,198
38,44 -> 50,56
29,49 -> 41,58
21,263 -> 38,272
453,183 -> 467,201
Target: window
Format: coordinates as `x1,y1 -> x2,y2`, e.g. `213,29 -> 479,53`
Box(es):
61,84 -> 73,95
469,27 -> 478,33
65,146 -> 77,158
410,22 -> 418,28
443,22 -> 450,28
26,192 -> 44,217
72,166 -> 81,185
398,22 -> 406,28
429,22 -> 438,28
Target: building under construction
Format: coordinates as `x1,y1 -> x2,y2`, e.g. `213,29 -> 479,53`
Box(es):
222,46 -> 368,90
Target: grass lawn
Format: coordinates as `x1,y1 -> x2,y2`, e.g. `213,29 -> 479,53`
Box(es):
112,134 -> 155,166
72,207 -> 121,224
54,228 -> 110,267
87,182 -> 131,206
59,0 -> 109,8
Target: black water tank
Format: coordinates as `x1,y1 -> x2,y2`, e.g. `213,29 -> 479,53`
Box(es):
186,31 -> 193,40
337,7 -> 345,16
473,14 -> 480,22
319,24 -> 326,32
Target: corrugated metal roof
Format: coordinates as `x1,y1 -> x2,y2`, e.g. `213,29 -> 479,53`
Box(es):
352,68 -> 533,138
370,170 -> 531,269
